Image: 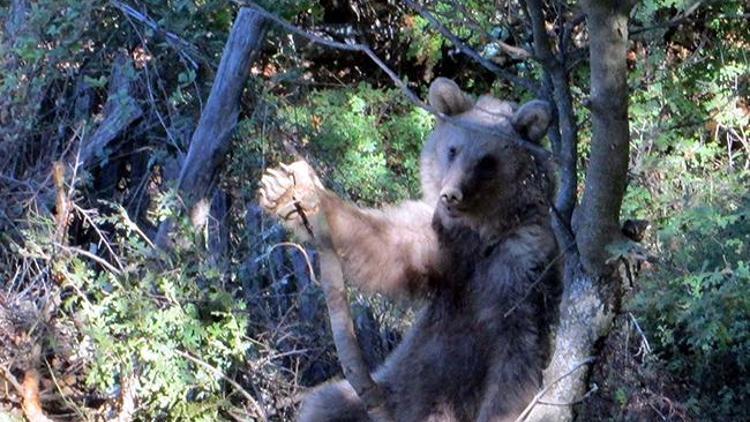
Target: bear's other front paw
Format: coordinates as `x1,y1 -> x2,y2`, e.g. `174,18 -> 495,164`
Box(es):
258,160 -> 323,226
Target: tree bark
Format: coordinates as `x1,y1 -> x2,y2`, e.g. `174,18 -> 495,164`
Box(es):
79,51 -> 143,169
576,0 -> 633,276
522,258 -> 617,422
524,0 -> 579,224
523,1 -> 633,420
156,7 -> 267,247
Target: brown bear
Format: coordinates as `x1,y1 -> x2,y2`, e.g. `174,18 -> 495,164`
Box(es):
259,77 -> 559,422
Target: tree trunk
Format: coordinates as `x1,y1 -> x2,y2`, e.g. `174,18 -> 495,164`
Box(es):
156,7 -> 267,248
576,0 -> 633,276
523,1 -> 633,420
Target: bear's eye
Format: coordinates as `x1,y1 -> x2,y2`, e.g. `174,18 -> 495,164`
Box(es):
447,146 -> 458,162
476,155 -> 497,178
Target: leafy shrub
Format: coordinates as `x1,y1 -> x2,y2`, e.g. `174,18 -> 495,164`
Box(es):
630,194 -> 750,419
18,201 -> 255,420
277,83 -> 433,204
623,4 -> 750,416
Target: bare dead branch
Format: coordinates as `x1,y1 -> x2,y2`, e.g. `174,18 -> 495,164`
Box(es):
55,243 -> 123,275
267,242 -> 317,287
537,383 -> 598,407
52,162 -> 69,244
628,312 -> 652,355
79,52 -> 144,169
73,203 -> 126,272
318,248 -> 394,422
403,0 -> 539,94
288,201 -> 394,421
110,0 -> 203,69
155,7 -> 267,248
235,0 -> 427,108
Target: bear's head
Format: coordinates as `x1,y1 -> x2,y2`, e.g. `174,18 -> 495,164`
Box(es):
421,77 -> 553,234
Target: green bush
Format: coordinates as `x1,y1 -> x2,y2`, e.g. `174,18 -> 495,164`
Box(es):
277,83 -> 433,204
20,202 -> 254,420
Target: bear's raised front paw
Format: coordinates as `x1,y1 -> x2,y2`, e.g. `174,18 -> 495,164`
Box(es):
258,160 -> 323,226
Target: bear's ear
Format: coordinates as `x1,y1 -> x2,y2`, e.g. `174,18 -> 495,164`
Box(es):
512,100 -> 552,143
429,77 -> 474,116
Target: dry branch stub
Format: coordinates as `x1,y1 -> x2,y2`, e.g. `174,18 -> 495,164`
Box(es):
79,51 -> 143,169
155,8 -> 268,248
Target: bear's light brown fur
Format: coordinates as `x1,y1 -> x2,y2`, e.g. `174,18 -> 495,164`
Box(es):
260,77 -> 559,422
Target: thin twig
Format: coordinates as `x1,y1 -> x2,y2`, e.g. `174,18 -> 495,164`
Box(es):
55,243 -> 123,276
114,204 -> 157,250
403,0 -> 539,94
628,312 -> 652,354
404,0 -> 539,95
174,349 -> 268,421
72,203 -> 126,273
43,358 -> 86,421
110,0 -> 203,69
514,357 -> 596,422
267,242 -> 317,285
0,364 -> 24,393
537,383 -> 598,406
631,0 -> 704,35
447,0 -> 533,60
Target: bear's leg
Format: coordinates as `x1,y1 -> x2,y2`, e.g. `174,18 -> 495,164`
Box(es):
298,380 -> 368,422
475,343 -> 541,422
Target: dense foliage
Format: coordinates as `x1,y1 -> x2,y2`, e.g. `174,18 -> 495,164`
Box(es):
1,0 -> 748,420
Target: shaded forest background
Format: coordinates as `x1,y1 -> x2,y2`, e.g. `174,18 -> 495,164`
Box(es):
0,0 -> 748,420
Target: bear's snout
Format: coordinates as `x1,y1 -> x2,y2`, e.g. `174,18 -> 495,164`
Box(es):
440,186 -> 463,205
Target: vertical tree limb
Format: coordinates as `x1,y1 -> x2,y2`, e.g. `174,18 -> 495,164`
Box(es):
524,1 -> 634,420
284,181 -> 393,421
155,8 -> 267,247
576,0 -> 634,275
523,0 -> 579,224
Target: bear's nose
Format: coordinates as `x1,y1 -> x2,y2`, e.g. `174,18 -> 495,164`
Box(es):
440,187 -> 463,205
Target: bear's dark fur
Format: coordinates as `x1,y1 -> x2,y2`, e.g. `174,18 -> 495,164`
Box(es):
260,77 -> 560,422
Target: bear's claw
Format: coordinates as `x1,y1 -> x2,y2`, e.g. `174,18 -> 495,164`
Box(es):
258,160 -> 322,223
